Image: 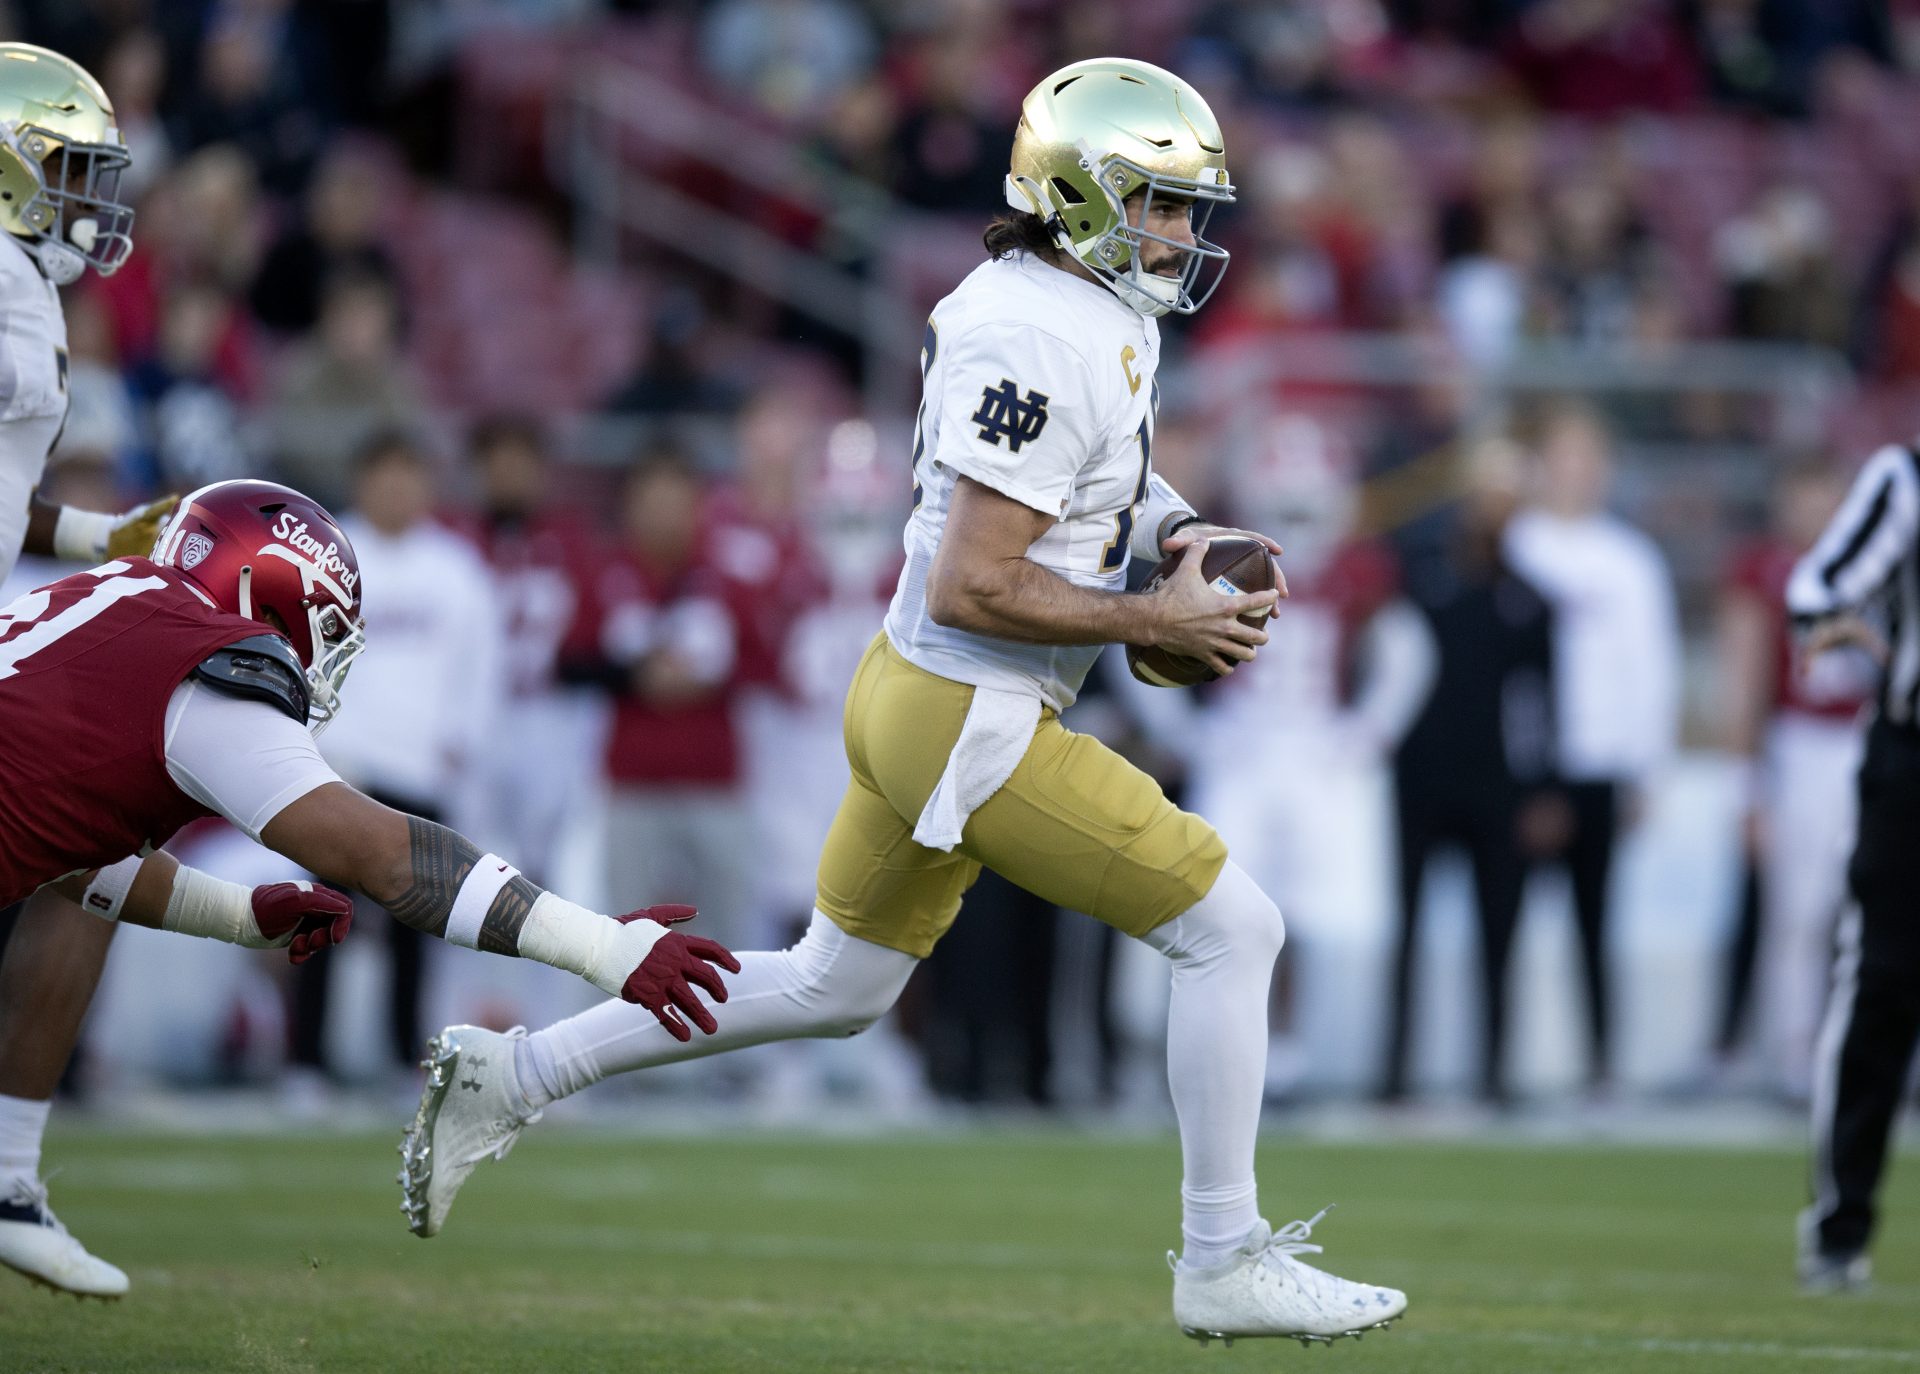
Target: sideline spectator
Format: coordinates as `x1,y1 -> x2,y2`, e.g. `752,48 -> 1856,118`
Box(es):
1381,437 -> 1562,1106
586,449 -> 756,949
1717,184 -> 1849,351
1502,0 -> 1701,117
458,417 -> 606,888
250,143 -> 401,335
293,433 -> 503,1097
1504,401 -> 1682,1094
1186,414 -> 1409,1098
125,280 -> 254,489
265,268 -> 422,509
1536,169 -> 1657,346
699,0 -> 877,122
1713,461 -> 1871,1099
179,0 -> 336,195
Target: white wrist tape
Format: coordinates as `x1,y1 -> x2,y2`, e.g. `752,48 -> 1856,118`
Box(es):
79,855 -> 144,921
51,506 -> 114,563
162,865 -> 269,947
516,891 -> 666,997
443,854 -> 520,950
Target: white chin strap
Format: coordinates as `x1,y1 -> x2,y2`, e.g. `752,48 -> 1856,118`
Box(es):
29,237 -> 84,286
1106,271 -> 1178,318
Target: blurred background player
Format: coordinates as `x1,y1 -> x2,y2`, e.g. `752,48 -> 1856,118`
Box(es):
0,41 -> 193,1298
1713,460 -> 1872,1101
1503,400 -> 1681,1096
1379,436 -> 1561,1107
1185,411 -> 1415,1099
284,433 -> 503,1106
579,448 -> 757,955
461,416 -> 604,900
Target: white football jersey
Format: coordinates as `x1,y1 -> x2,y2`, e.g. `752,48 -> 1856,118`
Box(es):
885,251 -> 1164,710
0,233 -> 70,583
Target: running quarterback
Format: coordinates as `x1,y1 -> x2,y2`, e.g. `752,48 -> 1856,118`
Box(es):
403,57 -> 1408,1346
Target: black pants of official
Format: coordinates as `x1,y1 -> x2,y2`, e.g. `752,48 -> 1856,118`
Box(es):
288,793 -> 436,1075
922,868 -> 1059,1106
1541,780 -> 1619,1085
1807,716 -> 1920,1259
1382,785 -> 1529,1101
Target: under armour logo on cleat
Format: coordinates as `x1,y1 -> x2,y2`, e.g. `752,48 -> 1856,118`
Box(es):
460,1077 -> 483,1092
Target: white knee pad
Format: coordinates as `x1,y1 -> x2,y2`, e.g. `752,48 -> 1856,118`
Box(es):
1144,860 -> 1285,967
783,911 -> 918,1037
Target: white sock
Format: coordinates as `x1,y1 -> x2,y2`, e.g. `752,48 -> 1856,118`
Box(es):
514,910 -> 917,1111
1140,861 -> 1286,1270
0,1093 -> 52,1186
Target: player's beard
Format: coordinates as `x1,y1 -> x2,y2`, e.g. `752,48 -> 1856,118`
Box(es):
1142,246 -> 1184,280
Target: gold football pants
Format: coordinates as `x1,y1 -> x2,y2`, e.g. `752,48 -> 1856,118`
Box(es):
814,635 -> 1227,958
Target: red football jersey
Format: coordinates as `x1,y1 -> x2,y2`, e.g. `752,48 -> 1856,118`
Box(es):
457,508 -> 602,699
0,558 -> 268,904
1726,538 -> 1872,721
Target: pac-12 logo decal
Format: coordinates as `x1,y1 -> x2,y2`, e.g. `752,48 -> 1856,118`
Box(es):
972,378 -> 1050,452
181,532 -> 214,570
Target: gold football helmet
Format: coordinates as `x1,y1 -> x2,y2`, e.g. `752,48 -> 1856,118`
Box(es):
0,43 -> 134,284
1005,57 -> 1233,317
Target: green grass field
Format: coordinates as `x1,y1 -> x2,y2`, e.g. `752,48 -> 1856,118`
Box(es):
4,1124 -> 1917,1373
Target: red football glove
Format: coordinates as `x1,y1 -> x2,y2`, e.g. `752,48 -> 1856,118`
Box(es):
251,882 -> 354,965
613,906 -> 741,1042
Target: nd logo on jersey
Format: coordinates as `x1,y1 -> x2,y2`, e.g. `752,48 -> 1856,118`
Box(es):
972,379 -> 1050,452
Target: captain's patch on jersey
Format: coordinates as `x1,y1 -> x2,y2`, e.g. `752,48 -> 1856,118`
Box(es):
971,379 -> 1051,452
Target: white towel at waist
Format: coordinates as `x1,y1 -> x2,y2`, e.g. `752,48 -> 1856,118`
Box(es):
911,686 -> 1043,852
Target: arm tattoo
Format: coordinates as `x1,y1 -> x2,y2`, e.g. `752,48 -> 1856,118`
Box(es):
386,817 -> 481,935
387,815 -> 548,956
478,874 -> 541,956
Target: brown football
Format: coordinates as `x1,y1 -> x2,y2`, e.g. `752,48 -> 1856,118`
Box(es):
1126,536 -> 1278,688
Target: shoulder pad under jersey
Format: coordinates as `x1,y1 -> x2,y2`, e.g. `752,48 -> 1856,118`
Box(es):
190,634 -> 311,725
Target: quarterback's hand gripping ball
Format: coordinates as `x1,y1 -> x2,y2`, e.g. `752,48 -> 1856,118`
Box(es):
1128,536 -> 1283,687
251,881 -> 354,964
105,495 -> 181,560
614,906 -> 742,1042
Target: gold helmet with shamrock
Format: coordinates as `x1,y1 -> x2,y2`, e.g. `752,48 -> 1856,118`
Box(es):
0,43 -> 134,284
1004,57 -> 1233,317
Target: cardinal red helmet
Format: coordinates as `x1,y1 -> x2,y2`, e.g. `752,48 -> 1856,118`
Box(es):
151,479 -> 366,728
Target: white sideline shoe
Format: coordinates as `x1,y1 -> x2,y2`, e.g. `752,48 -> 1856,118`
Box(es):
1171,1209 -> 1406,1347
398,1025 -> 540,1238
0,1176 -> 129,1299
1797,1208 -> 1873,1294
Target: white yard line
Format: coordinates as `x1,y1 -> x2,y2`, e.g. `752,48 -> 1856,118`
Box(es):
1406,1330 -> 1920,1366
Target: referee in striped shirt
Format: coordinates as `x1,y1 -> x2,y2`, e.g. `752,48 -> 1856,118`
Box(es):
1785,441 -> 1920,1292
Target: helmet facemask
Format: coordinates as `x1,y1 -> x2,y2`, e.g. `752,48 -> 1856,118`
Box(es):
7,125 -> 134,283
1004,59 -> 1235,319
1064,150 -> 1231,317
305,602 -> 365,733
229,534 -> 366,734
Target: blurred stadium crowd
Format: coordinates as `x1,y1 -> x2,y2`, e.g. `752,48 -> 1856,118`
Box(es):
11,0 -> 1920,1120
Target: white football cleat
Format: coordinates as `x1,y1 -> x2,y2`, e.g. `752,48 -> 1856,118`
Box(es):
0,1176 -> 129,1299
397,1025 -> 540,1238
1171,1208 -> 1406,1347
